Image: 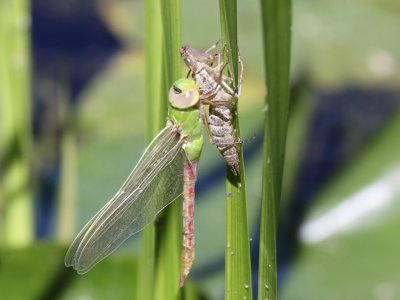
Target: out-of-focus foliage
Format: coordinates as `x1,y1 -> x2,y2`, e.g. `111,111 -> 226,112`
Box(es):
0,245 -> 137,299
282,107 -> 400,300
0,0 -> 33,247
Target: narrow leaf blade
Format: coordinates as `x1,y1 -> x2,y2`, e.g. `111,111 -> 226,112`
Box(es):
219,1 -> 253,299
258,0 -> 292,299
153,1 -> 182,299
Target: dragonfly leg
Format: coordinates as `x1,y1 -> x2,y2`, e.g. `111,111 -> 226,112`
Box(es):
200,105 -> 214,144
216,52 -> 221,68
222,61 -> 244,98
219,48 -> 244,98
235,51 -> 244,97
221,42 -> 229,58
222,74 -> 235,84
202,98 -> 230,109
205,40 -> 220,53
216,60 -> 237,96
214,60 -> 226,74
186,69 -> 192,78
180,160 -> 198,287
205,41 -> 221,67
215,43 -> 229,70
221,79 -> 236,96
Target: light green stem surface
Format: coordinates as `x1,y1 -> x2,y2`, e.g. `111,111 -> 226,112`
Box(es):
136,0 -> 164,299
219,1 -> 253,299
153,0 -> 182,299
0,0 -> 33,247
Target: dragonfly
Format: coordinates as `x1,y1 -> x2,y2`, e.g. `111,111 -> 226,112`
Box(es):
180,43 -> 243,176
65,78 -> 204,287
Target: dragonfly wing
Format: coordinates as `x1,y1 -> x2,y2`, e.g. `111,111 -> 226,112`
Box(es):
65,125 -> 186,274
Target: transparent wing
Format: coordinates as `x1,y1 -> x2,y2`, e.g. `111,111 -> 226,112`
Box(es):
65,125 -> 186,274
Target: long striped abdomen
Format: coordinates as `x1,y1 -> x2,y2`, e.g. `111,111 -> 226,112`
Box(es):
209,105 -> 240,176
180,160 -> 197,287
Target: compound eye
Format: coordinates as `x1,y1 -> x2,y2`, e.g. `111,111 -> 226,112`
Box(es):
169,85 -> 199,109
173,85 -> 182,94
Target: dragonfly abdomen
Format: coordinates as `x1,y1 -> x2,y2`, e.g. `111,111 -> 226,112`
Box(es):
180,160 -> 197,287
209,106 -> 240,176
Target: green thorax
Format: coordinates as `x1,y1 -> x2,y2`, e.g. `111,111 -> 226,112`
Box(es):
168,106 -> 203,162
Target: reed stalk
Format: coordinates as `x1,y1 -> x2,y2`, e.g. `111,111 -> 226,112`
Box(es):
0,0 -> 33,248
219,1 -> 253,299
258,0 -> 292,299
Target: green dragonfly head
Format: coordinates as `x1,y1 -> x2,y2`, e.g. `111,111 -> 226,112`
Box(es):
169,78 -> 200,109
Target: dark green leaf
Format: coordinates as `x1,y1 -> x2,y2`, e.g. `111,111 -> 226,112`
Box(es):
258,0 -> 292,299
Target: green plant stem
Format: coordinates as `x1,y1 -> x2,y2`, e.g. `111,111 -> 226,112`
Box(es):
56,74 -> 77,244
0,0 -> 33,247
145,0 -> 165,140
219,1 -> 253,299
153,0 -> 182,299
258,0 -> 291,299
136,0 -> 164,299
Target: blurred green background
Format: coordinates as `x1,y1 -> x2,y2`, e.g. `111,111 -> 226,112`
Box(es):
0,0 -> 399,299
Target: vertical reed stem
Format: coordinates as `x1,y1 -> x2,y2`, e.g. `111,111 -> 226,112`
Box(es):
219,1 -> 253,299
0,0 -> 33,247
136,0 -> 163,299
258,0 -> 291,299
153,1 -> 182,297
